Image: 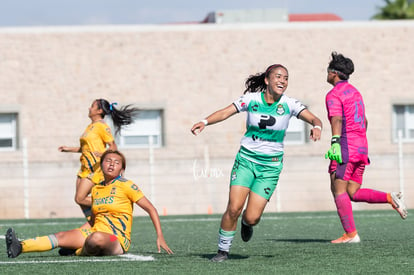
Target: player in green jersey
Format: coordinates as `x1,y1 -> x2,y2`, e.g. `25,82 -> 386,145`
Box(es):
191,64 -> 323,262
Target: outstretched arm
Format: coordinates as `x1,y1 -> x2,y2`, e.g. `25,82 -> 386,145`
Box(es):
298,109 -> 323,142
191,103 -> 238,135
58,146 -> 81,153
136,197 -> 173,254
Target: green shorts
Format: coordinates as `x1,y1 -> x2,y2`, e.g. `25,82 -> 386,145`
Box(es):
230,152 -> 283,201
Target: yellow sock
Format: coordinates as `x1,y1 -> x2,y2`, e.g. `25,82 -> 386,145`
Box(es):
21,234 -> 58,253
75,247 -> 83,256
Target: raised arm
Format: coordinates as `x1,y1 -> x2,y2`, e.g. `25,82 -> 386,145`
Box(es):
58,146 -> 81,153
191,103 -> 238,136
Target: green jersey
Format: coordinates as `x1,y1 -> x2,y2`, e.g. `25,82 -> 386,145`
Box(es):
233,92 -> 306,166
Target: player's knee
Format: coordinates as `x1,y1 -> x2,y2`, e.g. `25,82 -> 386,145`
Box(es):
74,196 -> 82,205
225,206 -> 243,220
84,232 -> 106,254
243,214 -> 261,226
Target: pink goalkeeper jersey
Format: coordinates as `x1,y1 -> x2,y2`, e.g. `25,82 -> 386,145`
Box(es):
325,80 -> 369,164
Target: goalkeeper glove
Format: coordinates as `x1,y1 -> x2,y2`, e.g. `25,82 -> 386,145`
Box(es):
325,135 -> 342,163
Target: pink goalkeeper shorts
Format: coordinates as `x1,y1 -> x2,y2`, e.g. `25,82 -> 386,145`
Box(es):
329,160 -> 365,184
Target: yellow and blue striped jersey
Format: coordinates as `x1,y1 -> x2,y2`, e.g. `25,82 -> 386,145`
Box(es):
78,121 -> 114,179
90,176 -> 145,251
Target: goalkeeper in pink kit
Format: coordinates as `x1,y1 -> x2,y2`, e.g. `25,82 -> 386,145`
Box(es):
325,52 -> 407,243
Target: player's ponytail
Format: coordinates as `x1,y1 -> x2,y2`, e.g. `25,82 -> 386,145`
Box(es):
96,99 -> 140,135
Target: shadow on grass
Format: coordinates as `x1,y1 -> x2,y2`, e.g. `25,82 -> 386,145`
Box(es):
266,238 -> 329,243
199,253 -> 249,260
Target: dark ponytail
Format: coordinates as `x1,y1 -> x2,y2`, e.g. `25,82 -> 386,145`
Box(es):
96,99 -> 140,135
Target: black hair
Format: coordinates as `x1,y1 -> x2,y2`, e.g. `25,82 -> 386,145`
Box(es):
96,99 -> 140,135
244,64 -> 288,94
328,52 -> 354,80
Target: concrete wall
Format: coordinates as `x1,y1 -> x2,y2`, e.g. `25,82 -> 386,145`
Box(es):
0,21 -> 413,219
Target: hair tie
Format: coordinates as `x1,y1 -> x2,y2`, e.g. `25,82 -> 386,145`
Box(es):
109,102 -> 118,111
265,64 -> 285,76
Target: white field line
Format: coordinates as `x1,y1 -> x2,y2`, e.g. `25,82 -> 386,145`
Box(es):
0,254 -> 154,265
0,213 -> 397,227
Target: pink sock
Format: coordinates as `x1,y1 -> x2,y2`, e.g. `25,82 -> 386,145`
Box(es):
352,189 -> 387,203
335,193 -> 356,233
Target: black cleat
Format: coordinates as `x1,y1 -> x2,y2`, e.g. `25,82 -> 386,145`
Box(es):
241,220 -> 253,242
210,250 -> 229,262
6,228 -> 22,258
58,248 -> 77,256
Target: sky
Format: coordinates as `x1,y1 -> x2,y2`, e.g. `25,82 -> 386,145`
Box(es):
0,0 -> 386,27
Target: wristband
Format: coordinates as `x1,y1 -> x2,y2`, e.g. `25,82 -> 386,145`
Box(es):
201,119 -> 208,126
313,125 -> 322,130
331,135 -> 341,145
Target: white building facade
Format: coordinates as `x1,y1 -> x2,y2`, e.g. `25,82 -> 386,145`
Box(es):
1,21 -> 413,219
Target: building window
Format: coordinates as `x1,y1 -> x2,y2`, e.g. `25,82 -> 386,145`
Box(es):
393,104 -> 414,142
285,116 -> 306,144
0,113 -> 18,151
117,109 -> 163,148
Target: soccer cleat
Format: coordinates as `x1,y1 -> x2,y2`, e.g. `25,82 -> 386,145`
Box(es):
390,192 -> 408,220
331,231 -> 360,244
6,228 -> 22,258
58,248 -> 77,256
210,250 -> 229,262
241,219 -> 253,242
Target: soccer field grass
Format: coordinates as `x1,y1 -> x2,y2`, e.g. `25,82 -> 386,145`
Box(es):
0,210 -> 413,274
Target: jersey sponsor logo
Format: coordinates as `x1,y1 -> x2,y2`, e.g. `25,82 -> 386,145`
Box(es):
94,196 -> 114,205
258,115 -> 276,129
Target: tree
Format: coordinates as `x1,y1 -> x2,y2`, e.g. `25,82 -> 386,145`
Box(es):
372,0 -> 414,19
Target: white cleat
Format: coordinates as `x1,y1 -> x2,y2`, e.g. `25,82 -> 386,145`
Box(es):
391,192 -> 408,220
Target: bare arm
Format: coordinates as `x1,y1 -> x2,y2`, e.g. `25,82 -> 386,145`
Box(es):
136,197 -> 173,254
298,109 -> 323,142
107,141 -> 117,151
191,103 -> 238,135
58,146 -> 81,153
330,116 -> 343,137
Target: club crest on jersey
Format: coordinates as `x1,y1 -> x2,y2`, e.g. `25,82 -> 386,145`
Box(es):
276,104 -> 285,115
110,187 -> 116,195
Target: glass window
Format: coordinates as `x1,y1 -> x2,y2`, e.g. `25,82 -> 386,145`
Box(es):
285,116 -> 306,144
116,109 -> 163,148
393,104 -> 414,142
0,113 -> 17,150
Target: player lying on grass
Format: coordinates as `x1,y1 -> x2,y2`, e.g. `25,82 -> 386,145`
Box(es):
6,150 -> 173,258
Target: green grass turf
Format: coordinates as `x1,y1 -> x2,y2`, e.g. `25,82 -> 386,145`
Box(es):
0,210 -> 413,274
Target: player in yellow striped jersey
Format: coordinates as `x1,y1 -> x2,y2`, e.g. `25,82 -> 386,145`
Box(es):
6,150 -> 173,258
59,99 -> 139,221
